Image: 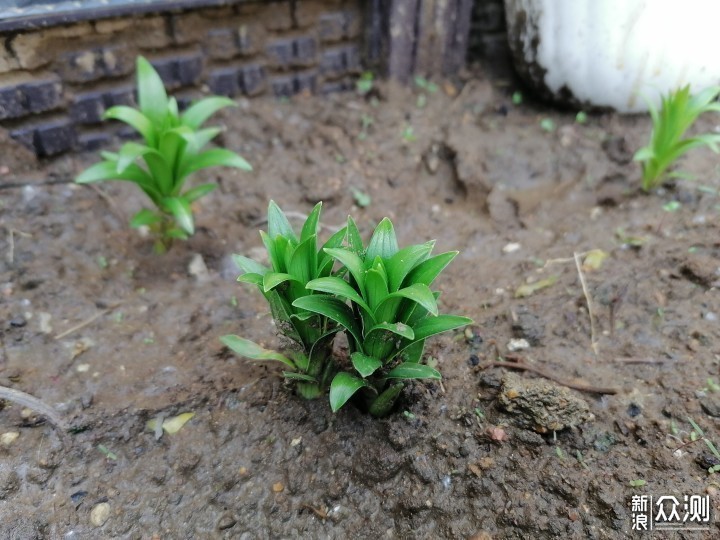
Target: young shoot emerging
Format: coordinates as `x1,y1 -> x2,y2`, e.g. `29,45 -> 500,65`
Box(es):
76,56 -> 251,252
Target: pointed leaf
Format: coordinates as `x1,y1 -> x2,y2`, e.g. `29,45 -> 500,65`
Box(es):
163,197 -> 194,235
386,241 -> 434,291
366,217 -> 399,263
116,141 -> 158,173
366,267 -> 389,312
305,277 -> 373,317
220,335 -> 296,369
412,315 -> 473,340
282,372 -> 317,382
368,382 -> 403,417
346,215 -> 364,255
324,248 -> 366,295
267,200 -> 297,241
351,352 -> 382,378
103,106 -> 156,147
232,254 -> 269,276
329,372 -> 369,412
288,235 -> 317,284
292,295 -> 363,347
183,183 -> 217,203
366,321 -> 414,341
398,339 -> 425,363
405,251 -> 458,287
130,208 -> 162,228
137,56 -> 169,127
237,272 -> 263,285
386,362 -> 441,380
179,148 -> 252,180
382,283 -> 438,316
301,202 -> 322,242
181,96 -> 236,130
263,272 -> 301,292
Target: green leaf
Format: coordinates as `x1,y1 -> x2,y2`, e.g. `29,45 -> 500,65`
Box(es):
368,382 -> 403,417
263,272 -> 301,292
346,216 -> 364,255
180,127 -> 222,154
411,315 -> 473,340
136,56 -> 169,128
237,272 -> 263,286
75,161 -> 162,204
232,254 -> 269,276
386,362 -> 441,380
130,209 -> 162,228
179,148 -> 252,180
329,372 -> 369,412
386,241 -> 434,291
116,141 -> 158,174
220,335 -> 296,369
405,251 -> 458,286
292,295 -> 363,348
181,96 -> 236,130
267,200 -> 297,242
351,352 -> 382,377
163,197 -> 194,235
366,321 -> 414,341
301,202 -> 322,242
103,106 -> 156,147
288,235 -> 317,285
183,183 -> 217,203
143,151 -> 173,195
365,267 -> 389,312
305,276 -> 373,317
398,339 -> 425,363
365,217 -> 399,262
319,225 -> 348,268
382,283 -> 438,316
281,372 -> 317,382
324,248 -> 366,295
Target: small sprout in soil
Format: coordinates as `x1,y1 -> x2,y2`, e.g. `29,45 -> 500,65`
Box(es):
96,255 -> 108,269
688,417 -> 720,473
403,410 -> 416,420
629,479 -> 646,488
634,85 -> 720,192
474,407 -> 485,420
359,113 -> 374,140
75,56 -> 252,254
575,111 -> 588,124
414,76 -> 438,94
335,154 -> 346,164
402,125 -> 417,143
416,93 -> 427,109
230,295 -> 238,308
555,446 -> 565,460
662,200 -> 681,212
352,188 -> 372,208
356,71 -> 375,96
512,91 -> 523,105
540,118 -> 555,132
98,444 -> 118,461
113,312 -> 124,323
576,450 -> 590,470
706,378 -> 720,393
295,216 -> 472,416
143,337 -> 154,344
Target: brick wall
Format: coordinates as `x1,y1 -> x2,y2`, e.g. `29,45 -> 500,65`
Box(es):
0,0 -> 363,157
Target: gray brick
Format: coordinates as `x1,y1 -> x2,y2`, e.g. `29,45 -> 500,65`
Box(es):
266,39 -> 293,68
295,71 -> 317,94
0,86 -> 25,120
344,44 -> 361,72
35,120 -> 76,157
103,86 -> 135,108
58,50 -> 100,83
9,126 -> 34,151
150,57 -> 177,87
239,64 -> 266,96
208,67 -> 240,97
318,12 -> 345,42
236,24 -> 258,56
19,78 -> 62,114
270,75 -> 294,98
78,132 -> 112,152
320,80 -> 352,95
176,55 -> 203,86
320,48 -> 346,79
100,45 -> 133,78
293,37 -> 317,66
70,92 -> 105,124
206,29 -> 239,60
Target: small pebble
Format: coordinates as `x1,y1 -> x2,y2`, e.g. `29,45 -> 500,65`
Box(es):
90,502 -> 110,527
188,254 -> 210,282
77,364 -> 90,373
502,242 -> 521,254
38,312 -> 53,334
704,312 -> 718,322
0,432 -> 20,445
9,316 -> 26,328
272,482 -> 284,493
467,354 -> 480,367
507,338 -> 530,351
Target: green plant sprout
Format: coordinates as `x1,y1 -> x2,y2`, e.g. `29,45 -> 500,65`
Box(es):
356,72 -> 375,96
294,217 -> 472,416
359,113 -> 374,140
76,56 -> 251,253
634,85 -> 720,192
221,201 -> 347,399
688,417 -> 720,473
402,125 -> 417,143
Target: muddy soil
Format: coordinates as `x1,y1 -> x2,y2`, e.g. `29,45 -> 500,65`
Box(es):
1,73 -> 720,539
